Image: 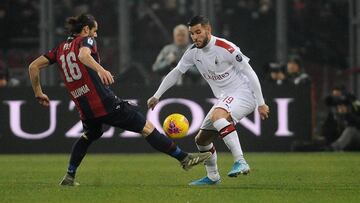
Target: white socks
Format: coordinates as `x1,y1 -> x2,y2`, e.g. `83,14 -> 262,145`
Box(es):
213,118 -> 245,162
197,143 -> 220,181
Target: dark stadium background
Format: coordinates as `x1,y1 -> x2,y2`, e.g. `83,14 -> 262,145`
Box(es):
1,1 -> 360,203
0,0 -> 356,152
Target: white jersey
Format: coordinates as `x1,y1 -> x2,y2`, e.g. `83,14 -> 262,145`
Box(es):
175,35 -> 264,105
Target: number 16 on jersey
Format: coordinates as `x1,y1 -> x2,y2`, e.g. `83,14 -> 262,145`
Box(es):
59,51 -> 82,82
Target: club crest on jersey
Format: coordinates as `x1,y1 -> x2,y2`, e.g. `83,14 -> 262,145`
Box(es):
87,38 -> 94,45
236,54 -> 243,62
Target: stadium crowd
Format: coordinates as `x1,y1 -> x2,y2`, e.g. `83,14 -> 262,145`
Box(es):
0,0 -> 348,85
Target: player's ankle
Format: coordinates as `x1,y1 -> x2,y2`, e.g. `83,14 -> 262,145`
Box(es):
235,156 -> 246,163
67,172 -> 75,178
208,173 -> 220,181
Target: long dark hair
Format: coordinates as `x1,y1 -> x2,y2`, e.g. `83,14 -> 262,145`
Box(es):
65,14 -> 96,35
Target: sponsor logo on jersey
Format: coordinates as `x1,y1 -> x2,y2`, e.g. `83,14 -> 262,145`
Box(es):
202,72 -> 230,81
63,42 -> 72,50
70,84 -> 90,98
208,70 -> 216,75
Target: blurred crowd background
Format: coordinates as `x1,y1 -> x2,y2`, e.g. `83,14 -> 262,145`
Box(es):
0,0 -> 359,150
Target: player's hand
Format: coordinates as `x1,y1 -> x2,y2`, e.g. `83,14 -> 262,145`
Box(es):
35,93 -> 50,107
98,69 -> 114,85
147,97 -> 159,110
258,104 -> 269,120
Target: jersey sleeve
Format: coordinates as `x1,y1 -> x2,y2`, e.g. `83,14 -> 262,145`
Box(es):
174,47 -> 195,73
80,37 -> 96,50
231,50 -> 265,106
43,47 -> 58,65
153,68 -> 183,99
229,47 -> 250,65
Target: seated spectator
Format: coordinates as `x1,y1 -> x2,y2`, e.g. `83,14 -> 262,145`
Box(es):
325,85 -> 357,106
321,85 -> 354,144
292,85 -> 357,152
286,57 -> 310,85
152,24 -> 200,85
329,96 -> 360,151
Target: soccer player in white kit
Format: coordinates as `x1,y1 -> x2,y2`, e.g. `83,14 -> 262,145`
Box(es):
148,15 -> 270,185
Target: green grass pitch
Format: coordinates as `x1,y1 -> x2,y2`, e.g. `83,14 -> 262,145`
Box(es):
0,153 -> 359,203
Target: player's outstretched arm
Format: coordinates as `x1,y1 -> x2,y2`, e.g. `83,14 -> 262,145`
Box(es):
29,56 -> 51,107
236,60 -> 269,120
147,68 -> 183,110
78,47 -> 114,85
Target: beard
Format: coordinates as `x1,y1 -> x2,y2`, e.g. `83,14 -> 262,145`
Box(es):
195,35 -> 210,49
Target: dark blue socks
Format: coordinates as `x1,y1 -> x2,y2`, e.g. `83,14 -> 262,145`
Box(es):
145,129 -> 188,161
67,136 -> 92,177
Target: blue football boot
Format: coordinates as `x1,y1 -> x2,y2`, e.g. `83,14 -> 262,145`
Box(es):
188,176 -> 220,186
227,161 -> 250,177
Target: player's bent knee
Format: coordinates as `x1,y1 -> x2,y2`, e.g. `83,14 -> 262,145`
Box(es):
211,108 -> 232,123
83,132 -> 102,142
210,108 -> 230,122
195,131 -> 215,146
194,133 -> 202,145
141,120 -> 155,137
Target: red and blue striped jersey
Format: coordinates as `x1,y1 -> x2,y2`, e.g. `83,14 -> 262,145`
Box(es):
44,36 -> 118,120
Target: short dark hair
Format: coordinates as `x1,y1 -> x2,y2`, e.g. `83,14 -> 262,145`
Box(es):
65,14 -> 96,35
288,57 -> 302,68
187,15 -> 210,27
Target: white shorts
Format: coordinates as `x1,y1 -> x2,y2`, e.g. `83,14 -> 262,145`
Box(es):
200,90 -> 257,131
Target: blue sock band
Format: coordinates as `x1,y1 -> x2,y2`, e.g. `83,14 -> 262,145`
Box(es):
67,164 -> 77,175
170,147 -> 182,157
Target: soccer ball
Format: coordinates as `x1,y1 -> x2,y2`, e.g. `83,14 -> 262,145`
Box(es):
163,113 -> 189,139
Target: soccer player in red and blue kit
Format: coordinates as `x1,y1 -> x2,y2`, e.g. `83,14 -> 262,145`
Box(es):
28,14 -> 211,186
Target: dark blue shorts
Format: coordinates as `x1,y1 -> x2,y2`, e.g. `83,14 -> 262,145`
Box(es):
82,101 -> 146,140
